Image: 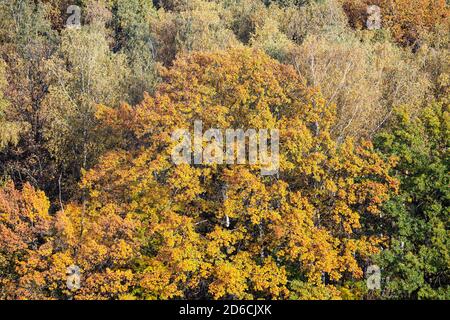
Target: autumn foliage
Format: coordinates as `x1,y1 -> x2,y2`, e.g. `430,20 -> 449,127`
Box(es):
342,0 -> 450,45
0,0 -> 448,300
1,49 -> 399,299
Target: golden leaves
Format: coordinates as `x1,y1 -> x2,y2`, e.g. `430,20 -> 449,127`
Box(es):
0,48 -> 397,300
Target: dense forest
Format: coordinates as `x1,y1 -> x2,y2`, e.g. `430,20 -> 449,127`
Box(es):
0,0 -> 448,300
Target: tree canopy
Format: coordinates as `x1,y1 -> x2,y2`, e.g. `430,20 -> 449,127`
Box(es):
0,0 -> 448,300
